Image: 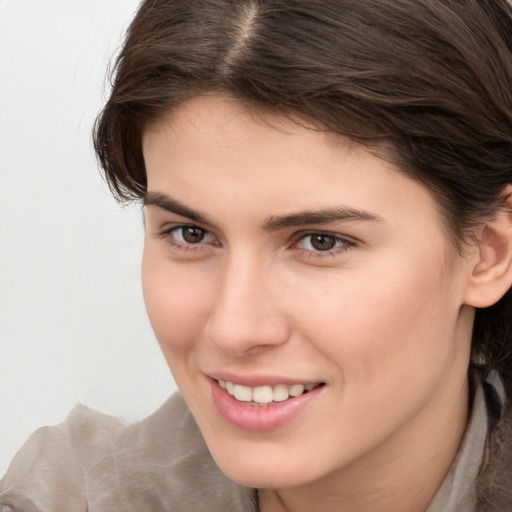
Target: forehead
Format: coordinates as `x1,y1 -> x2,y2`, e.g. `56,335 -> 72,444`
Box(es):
144,95 -> 383,187
142,95 -> 447,237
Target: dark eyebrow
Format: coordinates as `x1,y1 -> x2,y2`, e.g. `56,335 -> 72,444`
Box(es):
144,192 -> 211,224
144,191 -> 383,230
263,207 -> 383,231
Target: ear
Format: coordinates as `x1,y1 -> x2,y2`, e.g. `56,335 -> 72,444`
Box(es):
464,185 -> 512,308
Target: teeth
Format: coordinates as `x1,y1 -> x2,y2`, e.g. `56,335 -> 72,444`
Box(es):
289,384 -> 305,397
273,384 -> 289,402
234,384 -> 253,402
252,386 -> 274,404
219,380 -> 319,405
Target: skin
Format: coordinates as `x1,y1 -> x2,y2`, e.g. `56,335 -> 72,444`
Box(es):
141,95 -> 477,512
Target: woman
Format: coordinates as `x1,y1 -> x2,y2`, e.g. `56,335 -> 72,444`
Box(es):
1,1 -> 512,511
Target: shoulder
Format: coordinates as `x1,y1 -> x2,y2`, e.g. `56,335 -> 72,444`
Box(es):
475,389 -> 512,511
0,394 -> 255,512
0,403 -> 122,512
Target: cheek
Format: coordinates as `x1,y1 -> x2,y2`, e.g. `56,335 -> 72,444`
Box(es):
286,266 -> 463,450
292,257 -> 459,388
141,247 -> 214,357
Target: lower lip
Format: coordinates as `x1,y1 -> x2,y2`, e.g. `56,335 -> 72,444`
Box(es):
210,380 -> 323,432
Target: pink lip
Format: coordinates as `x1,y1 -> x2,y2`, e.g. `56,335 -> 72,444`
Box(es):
207,371 -> 321,388
209,379 -> 324,432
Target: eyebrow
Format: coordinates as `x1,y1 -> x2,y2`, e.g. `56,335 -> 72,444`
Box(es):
144,191 -> 383,231
144,192 -> 211,224
263,207 -> 383,231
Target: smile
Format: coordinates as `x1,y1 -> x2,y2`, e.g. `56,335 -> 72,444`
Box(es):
218,380 -> 322,406
210,377 -> 325,431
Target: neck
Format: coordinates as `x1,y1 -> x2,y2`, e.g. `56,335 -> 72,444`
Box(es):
259,372 -> 470,512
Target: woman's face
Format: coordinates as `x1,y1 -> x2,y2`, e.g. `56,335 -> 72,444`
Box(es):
142,95 -> 474,489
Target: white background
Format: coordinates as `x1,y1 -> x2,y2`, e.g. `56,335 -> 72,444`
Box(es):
0,0 -> 177,476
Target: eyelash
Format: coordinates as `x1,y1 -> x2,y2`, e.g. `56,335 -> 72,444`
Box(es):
294,232 -> 356,258
156,225 -> 356,258
157,225 -> 217,253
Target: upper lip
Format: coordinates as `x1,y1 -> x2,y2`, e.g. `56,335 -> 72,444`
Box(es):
205,371 -> 324,388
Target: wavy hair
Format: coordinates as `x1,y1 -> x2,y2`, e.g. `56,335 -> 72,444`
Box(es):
94,0 -> 512,391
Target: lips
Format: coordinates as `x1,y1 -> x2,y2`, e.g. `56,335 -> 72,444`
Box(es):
209,376 -> 325,432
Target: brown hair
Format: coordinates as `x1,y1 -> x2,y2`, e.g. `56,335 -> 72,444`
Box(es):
94,0 -> 512,390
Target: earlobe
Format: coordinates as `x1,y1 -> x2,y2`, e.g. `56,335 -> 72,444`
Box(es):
464,186 -> 512,308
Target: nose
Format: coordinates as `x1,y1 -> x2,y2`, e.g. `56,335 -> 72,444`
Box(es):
206,255 -> 290,357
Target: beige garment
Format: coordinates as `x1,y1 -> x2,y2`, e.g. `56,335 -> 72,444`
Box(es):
0,394 -> 256,512
426,379 -> 490,512
0,378 -> 495,512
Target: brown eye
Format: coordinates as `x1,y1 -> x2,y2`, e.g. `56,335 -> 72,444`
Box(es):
295,232 -> 354,256
158,224 -> 217,251
181,226 -> 206,244
309,234 -> 336,251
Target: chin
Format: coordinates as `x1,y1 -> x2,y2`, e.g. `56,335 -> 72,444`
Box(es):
221,464 -> 307,489
208,445 -> 327,490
